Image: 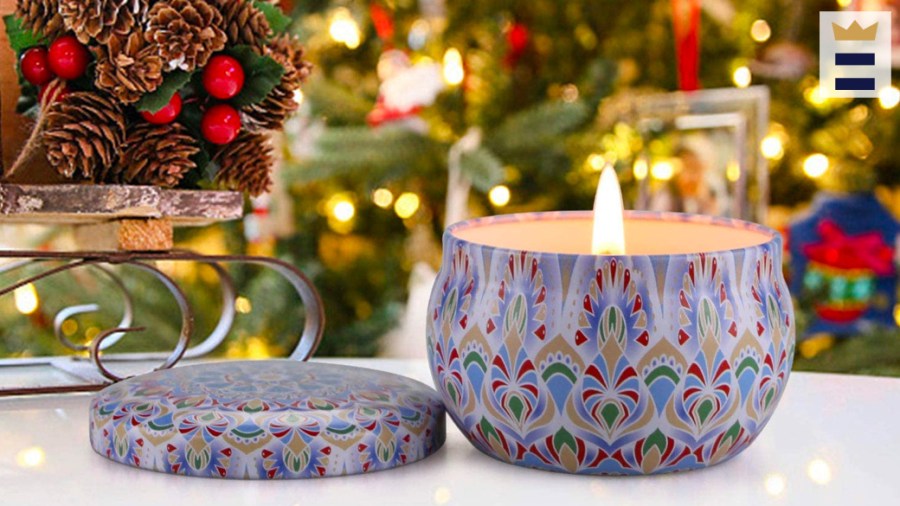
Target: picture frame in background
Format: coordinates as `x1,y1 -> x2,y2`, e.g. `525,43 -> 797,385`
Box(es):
629,86 -> 770,223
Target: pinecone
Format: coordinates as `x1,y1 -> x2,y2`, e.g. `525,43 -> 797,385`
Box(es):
146,0 -> 227,72
60,0 -> 147,44
268,33 -> 313,79
208,0 -> 271,51
95,31 -> 164,104
16,0 -> 67,39
114,122 -> 199,187
214,132 -> 274,196
43,91 -> 127,180
240,45 -> 310,131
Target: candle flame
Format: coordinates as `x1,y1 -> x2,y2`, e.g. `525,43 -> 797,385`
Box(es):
592,166 -> 626,255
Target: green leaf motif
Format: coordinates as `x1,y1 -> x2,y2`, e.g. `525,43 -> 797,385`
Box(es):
3,15 -> 46,53
228,45 -> 285,107
253,1 -> 291,34
135,70 -> 192,113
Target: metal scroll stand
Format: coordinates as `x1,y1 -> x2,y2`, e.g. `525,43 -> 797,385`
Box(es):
0,185 -> 325,396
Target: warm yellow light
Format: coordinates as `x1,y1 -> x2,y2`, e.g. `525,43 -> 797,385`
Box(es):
235,296 -> 252,314
878,86 -> 900,110
750,20 -> 772,42
803,153 -> 829,179
760,135 -> 785,160
14,283 -> 39,315
585,154 -> 605,172
804,85 -> 827,106
651,160 -> 675,181
394,192 -> 420,219
733,66 -> 752,88
245,336 -> 271,359
561,84 -> 579,103
15,447 -> 45,468
488,185 -> 511,207
333,201 -> 356,223
849,104 -> 870,122
293,89 -> 304,106
764,473 -> 787,496
894,304 -> 900,326
799,333 -> 836,358
726,161 -> 741,182
591,166 -> 626,255
443,48 -> 464,86
836,0 -> 852,7
61,319 -> 78,336
807,459 -> 832,485
632,159 -> 648,180
329,8 -> 361,49
372,188 -> 394,208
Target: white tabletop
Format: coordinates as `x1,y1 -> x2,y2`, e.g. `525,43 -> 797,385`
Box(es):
0,358 -> 898,505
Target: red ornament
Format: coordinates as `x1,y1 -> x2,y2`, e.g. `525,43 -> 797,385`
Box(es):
201,104 -> 242,145
202,55 -> 245,100
20,47 -> 53,86
140,93 -> 183,125
369,3 -> 394,42
504,22 -> 530,68
48,35 -> 90,80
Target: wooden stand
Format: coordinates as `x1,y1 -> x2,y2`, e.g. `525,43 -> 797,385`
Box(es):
0,184 -> 243,250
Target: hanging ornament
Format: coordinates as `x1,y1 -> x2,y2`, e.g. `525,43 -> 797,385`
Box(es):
789,192 -> 900,337
671,0 -> 701,91
503,21 -> 530,68
369,2 -> 395,42
367,50 -> 444,130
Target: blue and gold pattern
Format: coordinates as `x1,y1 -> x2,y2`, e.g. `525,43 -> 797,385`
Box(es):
428,211 -> 795,474
90,361 -> 445,479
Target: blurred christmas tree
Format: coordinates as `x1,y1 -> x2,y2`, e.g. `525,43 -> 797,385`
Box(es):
274,0 -> 899,359
2,0 -> 899,372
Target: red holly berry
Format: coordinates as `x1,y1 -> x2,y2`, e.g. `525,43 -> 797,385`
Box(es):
201,104 -> 242,145
202,55 -> 245,100
140,93 -> 183,125
20,47 -> 53,86
48,35 -> 90,80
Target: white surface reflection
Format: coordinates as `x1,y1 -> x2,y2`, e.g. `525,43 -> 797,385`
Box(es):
15,447 -> 45,469
764,473 -> 787,496
1,362 -> 899,505
433,486 -> 451,505
807,459 -> 832,485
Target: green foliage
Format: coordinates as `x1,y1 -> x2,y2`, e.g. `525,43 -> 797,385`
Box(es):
288,126 -> 442,184
3,14 -> 45,53
254,1 -> 292,34
460,147 -> 504,192
303,78 -> 374,125
228,45 -> 286,107
794,329 -> 900,378
488,101 -> 592,157
135,71 -> 192,113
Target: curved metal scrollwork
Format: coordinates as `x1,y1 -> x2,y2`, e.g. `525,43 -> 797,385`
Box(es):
0,250 -> 325,395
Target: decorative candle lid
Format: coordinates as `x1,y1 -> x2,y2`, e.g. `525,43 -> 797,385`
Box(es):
89,361 -> 445,479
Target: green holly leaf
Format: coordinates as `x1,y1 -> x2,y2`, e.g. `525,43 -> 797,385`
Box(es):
135,70 -> 193,113
228,45 -> 285,107
253,1 -> 292,34
3,15 -> 46,53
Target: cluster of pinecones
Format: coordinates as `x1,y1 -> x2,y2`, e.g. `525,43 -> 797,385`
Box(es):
14,0 -> 311,195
